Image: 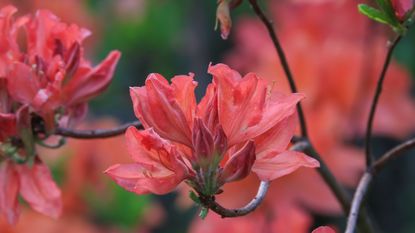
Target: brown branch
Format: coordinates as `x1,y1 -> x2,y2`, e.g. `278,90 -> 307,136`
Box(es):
247,0 -> 308,138
364,36 -> 402,167
345,172 -> 373,233
373,137 -> 415,173
55,120 -> 142,139
200,181 -> 270,218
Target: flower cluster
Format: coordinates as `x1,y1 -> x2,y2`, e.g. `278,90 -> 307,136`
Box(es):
0,5 -> 120,224
105,63 -> 319,198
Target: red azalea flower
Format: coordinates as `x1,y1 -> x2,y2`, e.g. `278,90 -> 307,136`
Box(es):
106,63 -> 319,196
0,159 -> 61,225
2,5 -> 120,130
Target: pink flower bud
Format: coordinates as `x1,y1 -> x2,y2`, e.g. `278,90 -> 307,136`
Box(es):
219,140 -> 256,183
192,118 -> 215,167
392,0 -> 414,21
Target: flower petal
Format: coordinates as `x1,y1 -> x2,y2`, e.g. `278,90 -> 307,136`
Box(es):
125,126 -> 189,169
63,50 -> 121,106
171,74 -> 197,125
105,163 -> 185,195
130,73 -> 193,146
16,160 -> 62,219
253,150 -> 319,181
209,63 -> 303,146
0,113 -> 16,140
254,113 -> 297,155
0,162 -> 20,224
220,141 -> 256,184
7,62 -> 40,105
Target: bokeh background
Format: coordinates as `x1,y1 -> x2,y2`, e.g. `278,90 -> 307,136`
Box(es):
1,0 -> 415,232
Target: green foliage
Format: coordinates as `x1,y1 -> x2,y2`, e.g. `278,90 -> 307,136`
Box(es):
198,207 -> 209,220
189,191 -> 201,205
86,183 -> 151,229
358,1 -> 406,34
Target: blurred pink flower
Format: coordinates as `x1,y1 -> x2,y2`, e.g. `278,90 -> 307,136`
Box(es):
2,6 -> 120,130
0,159 -> 61,225
392,0 -> 414,21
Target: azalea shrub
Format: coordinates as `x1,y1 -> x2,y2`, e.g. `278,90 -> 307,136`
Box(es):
0,1 -> 415,233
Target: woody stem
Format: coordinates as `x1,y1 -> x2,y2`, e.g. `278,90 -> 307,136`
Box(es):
247,0 -> 308,138
364,35 -> 402,167
55,120 -> 142,139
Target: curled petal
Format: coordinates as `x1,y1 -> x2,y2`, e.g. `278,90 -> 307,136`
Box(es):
171,74 -> 197,125
253,151 -> 319,181
125,126 -> 189,173
130,73 -> 193,146
7,62 -> 40,105
105,163 -> 186,195
0,162 -> 20,224
209,63 -> 303,146
216,0 -> 232,40
16,161 -> 62,219
192,118 -> 215,166
62,50 -> 121,106
254,113 -> 297,155
220,141 -> 256,184
0,113 -> 16,140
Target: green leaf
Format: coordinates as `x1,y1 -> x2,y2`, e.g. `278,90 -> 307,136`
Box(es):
199,207 -> 209,220
358,4 -> 390,24
189,191 -> 201,205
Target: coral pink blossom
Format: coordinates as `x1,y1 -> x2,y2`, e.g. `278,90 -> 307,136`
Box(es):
0,5 -> 120,225
191,1 -> 414,232
2,5 -> 120,130
106,63 -> 319,196
0,160 -> 61,224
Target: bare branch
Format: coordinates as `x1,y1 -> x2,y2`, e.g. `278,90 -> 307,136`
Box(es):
374,137 -> 415,173
345,172 -> 373,233
364,36 -> 402,167
55,120 -> 142,139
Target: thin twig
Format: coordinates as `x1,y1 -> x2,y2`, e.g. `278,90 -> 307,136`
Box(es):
373,137 -> 415,173
245,2 -> 375,232
364,36 -> 402,167
345,172 -> 373,233
247,0 -> 308,138
200,181 -> 270,217
346,137 -> 415,233
55,120 -> 142,139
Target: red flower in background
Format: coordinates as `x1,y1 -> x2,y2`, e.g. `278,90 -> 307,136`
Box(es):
392,0 -> 414,21
0,160 -> 61,225
2,6 -> 120,130
0,5 -> 120,225
106,63 -> 318,197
